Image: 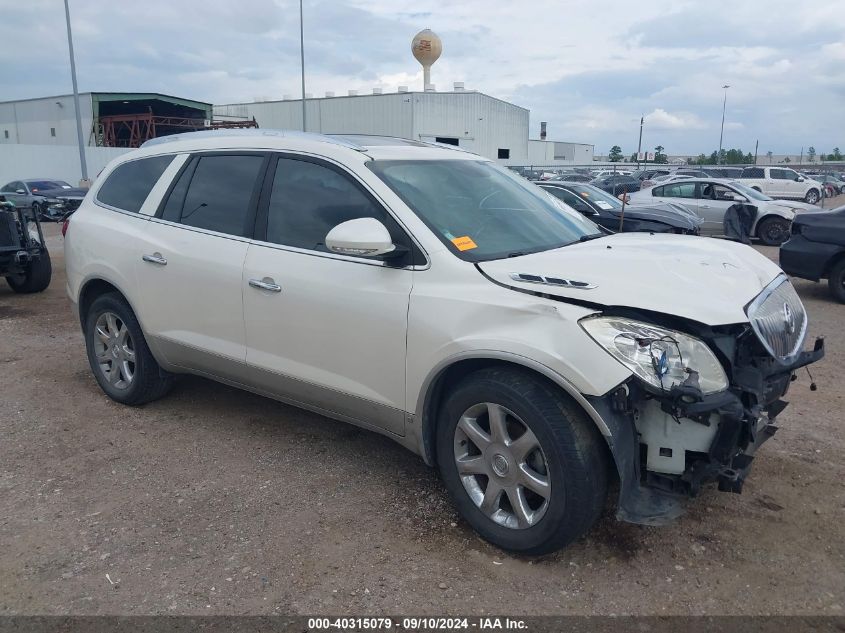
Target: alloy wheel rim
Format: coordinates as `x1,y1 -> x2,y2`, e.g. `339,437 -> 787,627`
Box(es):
93,312 -> 135,390
453,402 -> 551,530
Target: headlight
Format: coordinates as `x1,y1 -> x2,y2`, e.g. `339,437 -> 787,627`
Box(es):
580,316 -> 728,394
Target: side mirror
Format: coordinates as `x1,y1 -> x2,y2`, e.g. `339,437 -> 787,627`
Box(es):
796,176 -> 804,182
325,217 -> 398,258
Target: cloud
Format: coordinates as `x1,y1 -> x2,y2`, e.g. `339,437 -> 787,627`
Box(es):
644,109 -> 706,131
0,0 -> 842,155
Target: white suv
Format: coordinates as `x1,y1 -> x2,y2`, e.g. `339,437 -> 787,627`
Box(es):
64,131 -> 824,554
739,166 -> 822,204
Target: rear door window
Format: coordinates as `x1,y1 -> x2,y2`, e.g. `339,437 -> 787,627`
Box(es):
96,155 -> 175,212
160,154 -> 266,237
662,182 -> 698,199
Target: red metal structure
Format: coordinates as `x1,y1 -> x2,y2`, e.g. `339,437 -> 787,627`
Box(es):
97,110 -> 258,148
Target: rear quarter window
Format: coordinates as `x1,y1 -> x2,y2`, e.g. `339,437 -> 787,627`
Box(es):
96,155 -> 175,212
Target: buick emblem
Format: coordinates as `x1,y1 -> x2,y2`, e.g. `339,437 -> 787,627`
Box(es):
783,303 -> 795,335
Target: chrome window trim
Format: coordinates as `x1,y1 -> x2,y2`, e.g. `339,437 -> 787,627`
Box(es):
745,274 -> 808,363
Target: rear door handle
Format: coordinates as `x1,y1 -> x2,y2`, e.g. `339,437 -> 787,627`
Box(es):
249,278 -> 282,293
700,205 -> 711,209
142,253 -> 167,265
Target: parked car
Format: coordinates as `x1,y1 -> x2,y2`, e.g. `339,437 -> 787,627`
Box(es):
632,169 -> 670,183
701,167 -> 744,179
811,174 -> 845,195
780,206 -> 845,303
628,178 -> 818,245
590,174 -> 641,196
64,130 -> 824,555
537,181 -> 701,235
0,178 -> 88,221
738,166 -> 823,204
0,196 -> 52,293
548,172 -> 592,183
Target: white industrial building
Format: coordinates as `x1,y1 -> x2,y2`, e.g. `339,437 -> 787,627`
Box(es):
214,87 -> 593,167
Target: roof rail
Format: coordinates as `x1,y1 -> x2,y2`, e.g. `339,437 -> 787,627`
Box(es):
140,128 -> 366,151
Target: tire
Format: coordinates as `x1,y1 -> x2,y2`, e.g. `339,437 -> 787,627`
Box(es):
84,292 -> 173,405
804,188 -> 820,205
756,216 -> 791,246
5,249 -> 52,293
828,259 -> 845,304
435,367 -> 609,555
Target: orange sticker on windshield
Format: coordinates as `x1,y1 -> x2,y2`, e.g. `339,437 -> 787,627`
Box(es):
451,236 -> 478,251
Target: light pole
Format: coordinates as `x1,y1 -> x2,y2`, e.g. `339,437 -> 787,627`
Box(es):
299,0 -> 306,132
63,0 -> 88,183
636,114 -> 644,167
717,84 -> 730,165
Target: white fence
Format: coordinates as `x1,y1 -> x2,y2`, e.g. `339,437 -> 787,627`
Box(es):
0,144 -> 131,186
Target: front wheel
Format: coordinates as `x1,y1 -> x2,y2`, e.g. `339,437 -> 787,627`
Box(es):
756,216 -> 791,246
828,259 -> 845,304
436,367 -> 609,555
805,188 -> 820,205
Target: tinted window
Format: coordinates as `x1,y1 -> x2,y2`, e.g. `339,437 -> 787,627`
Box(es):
662,182 -> 697,199
265,158 -> 393,252
741,167 -> 764,178
544,187 -> 588,210
97,155 -> 174,212
652,185 -> 664,196
770,169 -> 788,180
176,155 -> 264,236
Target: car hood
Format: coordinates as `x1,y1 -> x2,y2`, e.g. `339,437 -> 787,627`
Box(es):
766,200 -> 819,214
477,233 -> 783,326
37,187 -> 88,199
609,202 -> 703,229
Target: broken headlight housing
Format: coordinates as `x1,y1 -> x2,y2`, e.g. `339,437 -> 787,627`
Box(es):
580,316 -> 728,394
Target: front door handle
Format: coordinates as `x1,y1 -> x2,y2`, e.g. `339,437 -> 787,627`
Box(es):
142,253 -> 167,265
700,205 -> 711,209
249,278 -> 282,293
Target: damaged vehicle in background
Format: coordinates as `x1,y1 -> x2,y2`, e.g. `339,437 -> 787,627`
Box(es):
64,131 -> 824,555
0,179 -> 88,221
780,205 -> 845,303
537,181 -> 702,235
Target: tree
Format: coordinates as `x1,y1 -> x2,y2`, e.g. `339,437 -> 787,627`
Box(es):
827,147 -> 842,161
653,145 -> 668,164
608,145 -> 623,162
629,152 -> 638,162
807,146 -> 816,163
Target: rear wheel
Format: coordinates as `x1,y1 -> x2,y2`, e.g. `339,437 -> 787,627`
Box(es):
756,216 -> 791,246
5,250 -> 51,293
436,367 -> 609,555
804,188 -> 820,205
828,259 -> 845,304
84,293 -> 173,405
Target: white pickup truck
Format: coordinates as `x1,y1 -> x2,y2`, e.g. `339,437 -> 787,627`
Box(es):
738,166 -> 822,204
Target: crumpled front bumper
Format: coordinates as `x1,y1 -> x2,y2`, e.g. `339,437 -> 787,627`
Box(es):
588,336 -> 825,526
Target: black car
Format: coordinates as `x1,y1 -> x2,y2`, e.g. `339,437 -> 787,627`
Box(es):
780,206 -> 845,303
538,182 -> 701,235
548,172 -> 592,183
590,174 -> 641,196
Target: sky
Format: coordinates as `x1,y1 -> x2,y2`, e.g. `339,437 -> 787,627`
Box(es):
1,0 -> 843,156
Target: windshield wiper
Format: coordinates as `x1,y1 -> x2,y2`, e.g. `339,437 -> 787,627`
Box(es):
578,233 -> 606,242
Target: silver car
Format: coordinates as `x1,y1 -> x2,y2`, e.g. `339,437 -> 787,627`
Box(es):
627,178 -> 812,245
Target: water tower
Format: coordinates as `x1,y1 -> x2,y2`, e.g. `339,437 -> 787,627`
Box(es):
411,29 -> 442,91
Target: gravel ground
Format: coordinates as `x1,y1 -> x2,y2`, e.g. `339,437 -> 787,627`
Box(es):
1,220 -> 843,616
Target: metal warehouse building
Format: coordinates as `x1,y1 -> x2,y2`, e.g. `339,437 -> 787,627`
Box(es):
0,92 -> 214,148
214,87 -> 593,166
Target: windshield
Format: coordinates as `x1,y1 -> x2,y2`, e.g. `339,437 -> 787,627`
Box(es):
368,160 -> 599,261
565,183 -> 623,210
27,180 -> 71,192
729,182 -> 772,201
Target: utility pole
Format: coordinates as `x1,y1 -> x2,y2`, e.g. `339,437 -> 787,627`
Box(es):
754,139 -> 758,165
717,84 -> 730,165
636,114 -> 644,168
63,0 -> 88,183
299,0 -> 306,132
799,147 -> 804,164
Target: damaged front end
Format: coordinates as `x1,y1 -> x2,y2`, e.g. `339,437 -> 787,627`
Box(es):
582,275 -> 824,526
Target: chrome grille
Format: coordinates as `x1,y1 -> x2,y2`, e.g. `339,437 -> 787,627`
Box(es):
747,277 -> 807,362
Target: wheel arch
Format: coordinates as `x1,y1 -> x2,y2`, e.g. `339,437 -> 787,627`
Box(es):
755,212 -> 792,237
415,352 -> 614,468
823,249 -> 845,277
78,277 -> 139,329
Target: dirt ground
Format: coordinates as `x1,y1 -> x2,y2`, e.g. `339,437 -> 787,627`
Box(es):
1,220 -> 843,617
